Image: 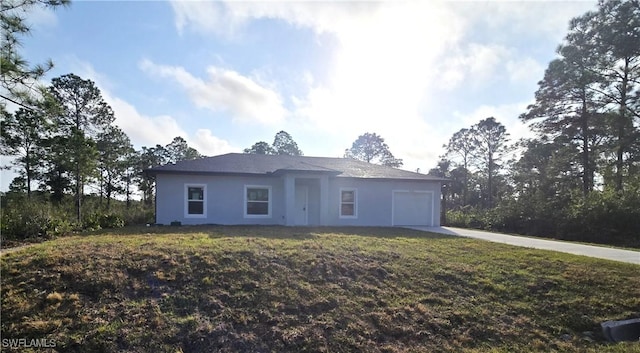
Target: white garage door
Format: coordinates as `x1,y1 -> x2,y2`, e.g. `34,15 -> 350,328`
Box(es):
392,191 -> 434,226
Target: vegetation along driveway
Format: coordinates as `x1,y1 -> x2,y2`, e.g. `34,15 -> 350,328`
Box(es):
411,226 -> 640,265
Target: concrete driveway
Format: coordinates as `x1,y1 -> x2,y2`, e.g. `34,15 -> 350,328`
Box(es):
409,226 -> 640,265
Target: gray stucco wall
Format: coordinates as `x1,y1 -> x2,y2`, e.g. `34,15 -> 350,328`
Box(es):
327,178 -> 441,227
156,174 -> 286,225
155,173 -> 441,226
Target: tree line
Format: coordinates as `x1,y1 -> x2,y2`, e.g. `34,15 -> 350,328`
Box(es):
2,0 -> 636,247
430,0 -> 639,247
1,72 -> 204,237
244,131 -> 403,168
1,69 -> 408,239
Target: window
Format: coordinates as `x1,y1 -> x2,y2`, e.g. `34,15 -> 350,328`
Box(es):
340,188 -> 357,218
245,186 -> 271,217
185,185 -> 206,217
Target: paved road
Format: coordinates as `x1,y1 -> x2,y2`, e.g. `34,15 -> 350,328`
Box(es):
409,226 -> 640,265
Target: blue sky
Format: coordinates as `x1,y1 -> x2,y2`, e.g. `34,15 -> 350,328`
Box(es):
2,0 -> 597,191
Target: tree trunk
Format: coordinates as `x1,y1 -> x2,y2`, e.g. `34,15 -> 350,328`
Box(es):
581,91 -> 591,196
125,173 -> 131,209
99,172 -> 104,206
487,156 -> 493,209
75,114 -> 82,222
75,145 -> 82,222
106,173 -> 112,211
615,57 -> 629,192
463,156 -> 468,207
75,174 -> 82,223
25,148 -> 31,199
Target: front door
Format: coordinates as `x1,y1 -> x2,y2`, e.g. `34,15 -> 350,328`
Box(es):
294,185 -> 308,225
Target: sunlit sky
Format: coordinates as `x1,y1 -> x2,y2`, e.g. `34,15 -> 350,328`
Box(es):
1,0 -> 597,191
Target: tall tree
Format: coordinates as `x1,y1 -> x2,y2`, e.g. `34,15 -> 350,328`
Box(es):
40,134 -> 71,203
272,130 -> 303,156
243,131 -> 303,156
0,108 -> 47,197
521,0 -> 640,194
243,141 -> 275,155
444,128 -> 476,204
428,159 -> 453,224
49,73 -> 115,221
520,56 -> 601,195
471,117 -> 510,208
137,146 -> 166,206
590,0 -> 640,191
511,137 -> 581,203
136,137 -> 202,206
165,136 -> 202,163
122,150 -> 138,209
1,0 -> 70,106
96,125 -> 134,209
344,132 -> 403,167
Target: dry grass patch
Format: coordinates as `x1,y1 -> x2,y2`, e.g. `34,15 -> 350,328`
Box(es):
1,226 -> 639,352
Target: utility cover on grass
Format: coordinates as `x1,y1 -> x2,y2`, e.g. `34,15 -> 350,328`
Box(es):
601,318 -> 640,342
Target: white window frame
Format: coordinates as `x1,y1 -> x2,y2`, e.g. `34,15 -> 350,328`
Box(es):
244,185 -> 272,218
339,188 -> 358,219
184,184 -> 207,218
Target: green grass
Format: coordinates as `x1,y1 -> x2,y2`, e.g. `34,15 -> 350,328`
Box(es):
1,226 -> 639,352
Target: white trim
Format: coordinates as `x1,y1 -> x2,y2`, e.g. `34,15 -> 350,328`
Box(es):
244,185 -> 272,218
391,190 -> 434,226
184,184 -> 207,218
339,187 -> 358,219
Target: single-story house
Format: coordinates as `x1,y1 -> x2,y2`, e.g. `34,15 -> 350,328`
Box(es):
145,153 -> 445,227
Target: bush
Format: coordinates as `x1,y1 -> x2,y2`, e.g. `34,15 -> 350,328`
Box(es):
46,218 -> 75,237
82,212 -> 102,231
564,190 -> 640,246
1,201 -> 50,239
82,213 -> 126,230
1,193 -> 152,241
445,189 -> 640,248
99,214 -> 125,229
0,199 -> 76,239
121,206 -> 155,226
445,207 -> 493,230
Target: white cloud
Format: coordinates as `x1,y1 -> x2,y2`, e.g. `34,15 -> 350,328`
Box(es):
26,4 -> 59,30
437,43 -> 547,91
140,59 -> 286,125
170,1 -> 380,37
108,95 -> 187,147
191,129 -> 236,156
507,57 -> 545,84
71,61 -> 236,155
455,1 -> 597,43
166,0 -> 590,173
294,3 -> 463,133
437,44 -> 511,90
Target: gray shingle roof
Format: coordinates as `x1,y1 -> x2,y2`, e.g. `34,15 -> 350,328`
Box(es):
146,153 -> 445,181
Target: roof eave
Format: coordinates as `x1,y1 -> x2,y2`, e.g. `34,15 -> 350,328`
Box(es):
144,170 -> 270,177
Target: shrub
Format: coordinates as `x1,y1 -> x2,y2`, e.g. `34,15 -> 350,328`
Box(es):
46,218 -> 76,237
0,199 -> 76,239
99,214 -> 125,229
1,200 -> 51,239
82,212 -> 102,231
564,190 -> 640,246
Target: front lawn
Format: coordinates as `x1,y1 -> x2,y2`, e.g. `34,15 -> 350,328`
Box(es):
1,226 -> 638,352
